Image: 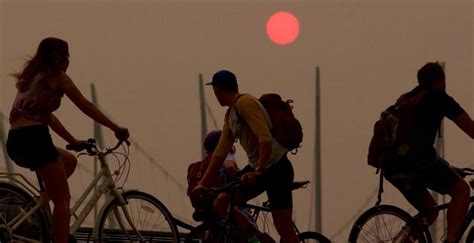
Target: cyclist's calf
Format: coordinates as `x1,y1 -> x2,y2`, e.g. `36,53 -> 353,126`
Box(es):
445,179 -> 470,242
213,192 -> 229,220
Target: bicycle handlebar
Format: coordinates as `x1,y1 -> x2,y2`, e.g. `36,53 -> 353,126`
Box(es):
459,167 -> 474,178
66,138 -> 125,156
204,180 -> 241,194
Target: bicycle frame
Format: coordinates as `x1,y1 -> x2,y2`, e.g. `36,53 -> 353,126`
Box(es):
0,143 -> 140,240
415,195 -> 474,242
222,183 -> 307,239
70,150 -> 124,234
0,172 -> 48,238
243,201 -> 304,236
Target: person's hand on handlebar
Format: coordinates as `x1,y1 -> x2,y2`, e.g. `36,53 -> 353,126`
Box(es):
113,126 -> 130,145
241,171 -> 262,185
67,139 -> 88,152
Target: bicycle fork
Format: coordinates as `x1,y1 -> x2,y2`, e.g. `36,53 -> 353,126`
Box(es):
111,190 -> 145,241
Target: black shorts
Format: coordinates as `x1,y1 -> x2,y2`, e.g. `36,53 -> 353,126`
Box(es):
384,156 -> 461,211
238,155 -> 294,210
6,125 -> 59,171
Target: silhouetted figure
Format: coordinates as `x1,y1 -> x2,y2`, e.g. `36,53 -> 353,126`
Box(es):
195,70 -> 299,243
6,37 -> 129,243
383,62 -> 474,243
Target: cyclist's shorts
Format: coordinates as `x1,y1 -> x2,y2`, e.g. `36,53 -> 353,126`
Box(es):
238,155 -> 294,209
385,156 -> 461,210
6,124 -> 59,171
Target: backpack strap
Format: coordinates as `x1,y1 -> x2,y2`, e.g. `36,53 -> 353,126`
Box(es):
233,94 -> 272,129
375,169 -> 384,206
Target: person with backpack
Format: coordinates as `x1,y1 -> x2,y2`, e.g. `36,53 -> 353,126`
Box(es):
376,62 -> 474,243
187,130 -> 239,209
195,70 -> 300,243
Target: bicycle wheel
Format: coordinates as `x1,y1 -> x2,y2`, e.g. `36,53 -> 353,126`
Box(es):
96,190 -> 179,242
298,231 -> 331,243
348,204 -> 428,243
0,181 -> 50,243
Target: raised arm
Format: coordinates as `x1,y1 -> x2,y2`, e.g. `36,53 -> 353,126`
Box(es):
47,113 -> 79,145
59,73 -> 129,140
199,114 -> 235,187
452,112 -> 474,139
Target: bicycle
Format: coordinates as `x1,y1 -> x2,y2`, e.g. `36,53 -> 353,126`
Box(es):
348,167 -> 474,243
185,180 -> 331,243
0,138 -> 179,242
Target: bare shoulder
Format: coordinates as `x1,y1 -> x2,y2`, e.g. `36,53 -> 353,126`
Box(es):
57,72 -> 75,90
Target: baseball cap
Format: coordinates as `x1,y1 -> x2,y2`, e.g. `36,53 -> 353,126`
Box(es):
206,70 -> 238,91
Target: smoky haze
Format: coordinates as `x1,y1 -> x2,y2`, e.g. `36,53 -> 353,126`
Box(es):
0,0 -> 472,241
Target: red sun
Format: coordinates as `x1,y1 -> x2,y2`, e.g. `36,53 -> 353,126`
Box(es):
266,11 -> 300,45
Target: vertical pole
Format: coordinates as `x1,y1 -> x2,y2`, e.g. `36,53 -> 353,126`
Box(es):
199,74 -> 208,158
315,66 -> 322,233
0,112 -> 15,181
90,83 -> 105,221
431,62 -> 446,239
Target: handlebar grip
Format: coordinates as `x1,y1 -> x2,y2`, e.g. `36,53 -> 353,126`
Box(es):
66,138 -> 97,152
66,144 -> 83,152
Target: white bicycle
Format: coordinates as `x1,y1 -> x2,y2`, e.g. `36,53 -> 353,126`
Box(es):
0,139 -> 179,242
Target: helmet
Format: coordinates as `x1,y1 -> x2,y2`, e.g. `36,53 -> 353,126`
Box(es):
203,130 -> 222,153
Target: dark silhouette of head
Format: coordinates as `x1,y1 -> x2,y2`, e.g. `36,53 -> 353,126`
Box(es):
203,130 -> 222,154
417,62 -> 445,90
206,70 -> 238,92
13,37 -> 69,92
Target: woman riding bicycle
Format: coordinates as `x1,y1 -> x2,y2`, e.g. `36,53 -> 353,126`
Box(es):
6,37 -> 129,243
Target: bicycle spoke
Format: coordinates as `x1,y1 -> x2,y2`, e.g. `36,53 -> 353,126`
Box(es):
349,205 -> 426,243
97,191 -> 178,242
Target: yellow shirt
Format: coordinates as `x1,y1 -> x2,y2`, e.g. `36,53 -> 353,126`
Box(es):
214,94 -> 287,168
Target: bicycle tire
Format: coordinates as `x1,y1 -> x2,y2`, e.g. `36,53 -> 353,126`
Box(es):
348,204 -> 428,243
0,181 -> 50,243
298,231 -> 331,243
96,190 -> 179,242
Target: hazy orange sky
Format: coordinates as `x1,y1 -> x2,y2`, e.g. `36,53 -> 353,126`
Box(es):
1,0 -> 472,241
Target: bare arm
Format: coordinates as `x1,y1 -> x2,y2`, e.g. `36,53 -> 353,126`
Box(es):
452,112 -> 474,139
200,138 -> 235,187
223,158 -> 240,181
59,73 -> 129,140
199,114 -> 235,187
47,113 -> 78,145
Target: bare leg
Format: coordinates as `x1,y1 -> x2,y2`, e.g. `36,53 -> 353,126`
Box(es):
414,193 -> 438,227
56,147 -> 77,178
37,161 -> 71,243
213,192 -> 230,220
445,179 -> 470,243
271,208 -> 298,243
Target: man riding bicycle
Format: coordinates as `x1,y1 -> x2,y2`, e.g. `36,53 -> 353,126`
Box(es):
382,62 -> 474,243
195,70 -> 299,243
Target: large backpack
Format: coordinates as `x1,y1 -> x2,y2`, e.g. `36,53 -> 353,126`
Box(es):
186,155 -> 222,209
236,93 -> 303,153
186,155 -> 211,196
367,90 -> 429,170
